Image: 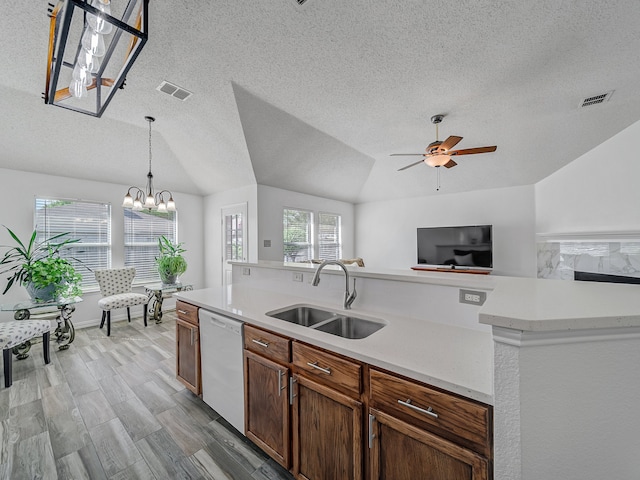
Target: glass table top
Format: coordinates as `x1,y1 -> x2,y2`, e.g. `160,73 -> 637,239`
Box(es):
144,283 -> 192,293
0,296 -> 83,311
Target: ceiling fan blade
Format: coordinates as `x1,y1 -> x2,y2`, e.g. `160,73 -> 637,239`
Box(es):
440,135 -> 463,151
443,159 -> 457,168
398,160 -> 425,171
390,153 -> 426,156
449,146 -> 497,156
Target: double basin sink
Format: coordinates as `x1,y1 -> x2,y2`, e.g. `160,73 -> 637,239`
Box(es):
266,304 -> 385,339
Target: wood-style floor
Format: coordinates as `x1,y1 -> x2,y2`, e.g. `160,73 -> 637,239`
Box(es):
0,312 -> 294,480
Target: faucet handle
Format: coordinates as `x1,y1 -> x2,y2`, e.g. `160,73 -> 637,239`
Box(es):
346,278 -> 357,309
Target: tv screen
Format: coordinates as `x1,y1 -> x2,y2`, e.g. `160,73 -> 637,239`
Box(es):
417,225 -> 493,269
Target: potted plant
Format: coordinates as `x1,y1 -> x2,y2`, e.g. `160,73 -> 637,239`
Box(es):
156,235 -> 187,285
0,227 -> 83,302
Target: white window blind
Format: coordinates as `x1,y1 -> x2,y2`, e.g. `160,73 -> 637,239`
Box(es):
225,212 -> 244,262
124,209 -> 177,284
283,208 -> 313,262
34,198 -> 111,291
318,212 -> 342,260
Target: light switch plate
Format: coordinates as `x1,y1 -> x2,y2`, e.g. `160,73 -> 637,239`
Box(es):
242,267 -> 251,275
293,272 -> 303,282
264,240 -> 271,247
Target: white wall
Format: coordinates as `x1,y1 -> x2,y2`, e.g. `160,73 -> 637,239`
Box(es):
0,167 -> 204,326
257,185 -> 356,262
203,184 -> 258,289
355,185 -> 537,277
536,119 -> 640,234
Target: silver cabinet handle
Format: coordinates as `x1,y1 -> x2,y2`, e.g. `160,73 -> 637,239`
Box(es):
368,413 -> 376,449
251,339 -> 269,348
397,399 -> 439,418
178,309 -> 188,315
190,327 -> 194,346
307,361 -> 331,375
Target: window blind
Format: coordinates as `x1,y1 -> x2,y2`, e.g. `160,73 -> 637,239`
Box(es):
124,209 -> 177,284
318,212 -> 342,260
283,208 -> 313,262
34,198 -> 111,291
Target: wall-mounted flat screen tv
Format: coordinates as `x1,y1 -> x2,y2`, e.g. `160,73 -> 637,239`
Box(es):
417,225 -> 493,269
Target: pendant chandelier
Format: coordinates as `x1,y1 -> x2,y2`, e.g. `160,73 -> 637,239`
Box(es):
122,116 -> 176,212
44,0 -> 148,117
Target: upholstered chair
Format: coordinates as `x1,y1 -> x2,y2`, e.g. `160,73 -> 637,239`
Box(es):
1,320 -> 51,387
95,268 -> 148,336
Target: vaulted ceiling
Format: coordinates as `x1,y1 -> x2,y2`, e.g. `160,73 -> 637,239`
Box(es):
1,0 -> 639,203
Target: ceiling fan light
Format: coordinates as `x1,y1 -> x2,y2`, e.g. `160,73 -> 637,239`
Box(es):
426,155 -> 451,167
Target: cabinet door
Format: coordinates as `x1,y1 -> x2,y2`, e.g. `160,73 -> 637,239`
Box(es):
244,350 -> 291,469
369,408 -> 488,480
292,374 -> 363,480
176,318 -> 200,394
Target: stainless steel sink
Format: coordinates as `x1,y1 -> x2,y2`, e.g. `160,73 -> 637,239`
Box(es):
266,304 -> 386,339
266,305 -> 336,327
314,315 -> 385,339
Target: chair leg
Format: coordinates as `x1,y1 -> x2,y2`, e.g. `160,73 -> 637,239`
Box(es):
100,311 -> 106,329
107,311 -> 111,337
143,304 -> 148,327
43,331 -> 51,365
127,307 -> 131,323
3,348 -> 12,388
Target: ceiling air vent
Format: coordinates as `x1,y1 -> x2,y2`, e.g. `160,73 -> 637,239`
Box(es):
295,0 -> 310,5
579,91 -> 613,108
156,81 -> 193,101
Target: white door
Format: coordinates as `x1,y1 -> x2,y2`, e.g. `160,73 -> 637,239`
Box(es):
221,203 -> 247,287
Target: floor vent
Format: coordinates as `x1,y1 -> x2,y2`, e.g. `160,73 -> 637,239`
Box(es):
579,91 -> 613,108
157,81 -> 193,101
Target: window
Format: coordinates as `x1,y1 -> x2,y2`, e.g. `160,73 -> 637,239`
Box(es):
283,208 -> 342,262
318,212 -> 342,260
124,209 -> 177,284
35,198 -> 111,291
283,208 -> 313,262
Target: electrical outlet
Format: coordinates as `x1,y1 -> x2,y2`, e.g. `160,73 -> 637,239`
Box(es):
263,240 -> 271,247
459,289 -> 486,305
242,267 -> 251,276
293,272 -> 303,282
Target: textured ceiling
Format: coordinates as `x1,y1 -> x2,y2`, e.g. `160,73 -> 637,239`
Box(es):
1,1 -> 640,203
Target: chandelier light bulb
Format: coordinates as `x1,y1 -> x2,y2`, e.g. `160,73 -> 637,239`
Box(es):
132,197 -> 143,211
87,0 -> 113,34
157,201 -> 167,213
81,29 -> 106,57
69,78 -> 87,98
144,195 -> 155,209
122,193 -> 134,208
166,197 -> 176,212
72,64 -> 92,86
78,50 -> 100,74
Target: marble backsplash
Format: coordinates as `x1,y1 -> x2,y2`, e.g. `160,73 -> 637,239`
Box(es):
537,238 -> 640,280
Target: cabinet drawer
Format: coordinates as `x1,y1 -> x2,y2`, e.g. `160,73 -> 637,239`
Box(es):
292,342 -> 361,396
176,301 -> 198,325
370,369 -> 491,457
244,325 -> 290,364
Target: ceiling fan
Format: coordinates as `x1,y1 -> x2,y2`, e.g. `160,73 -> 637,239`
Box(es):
391,114 -> 497,171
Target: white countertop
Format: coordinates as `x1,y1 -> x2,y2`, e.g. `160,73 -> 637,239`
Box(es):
480,276 -> 640,331
176,285 -> 495,405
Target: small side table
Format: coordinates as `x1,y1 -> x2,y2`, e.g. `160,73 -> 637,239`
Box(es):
144,283 -> 193,324
0,296 -> 82,358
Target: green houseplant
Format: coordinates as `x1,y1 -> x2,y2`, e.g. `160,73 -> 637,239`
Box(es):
0,227 -> 83,302
156,235 -> 187,285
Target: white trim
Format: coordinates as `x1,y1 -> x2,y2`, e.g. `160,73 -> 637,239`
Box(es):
492,325 -> 640,347
536,231 -> 640,242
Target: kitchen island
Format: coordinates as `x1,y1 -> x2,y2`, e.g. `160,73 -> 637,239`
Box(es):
177,261 -> 640,480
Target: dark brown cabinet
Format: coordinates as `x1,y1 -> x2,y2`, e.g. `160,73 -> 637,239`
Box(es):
175,300 -> 201,395
292,374 -> 363,480
242,325 -> 492,480
369,409 -> 488,480
244,325 -> 292,469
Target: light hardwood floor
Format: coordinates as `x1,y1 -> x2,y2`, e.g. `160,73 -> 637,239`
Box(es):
0,312 -> 294,480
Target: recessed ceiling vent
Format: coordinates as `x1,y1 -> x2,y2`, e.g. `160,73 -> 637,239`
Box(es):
579,91 -> 613,108
156,81 -> 193,101
295,0 -> 310,5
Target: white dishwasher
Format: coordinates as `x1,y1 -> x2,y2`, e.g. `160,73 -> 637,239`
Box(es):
198,309 -> 245,433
